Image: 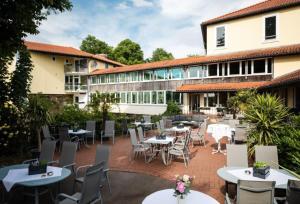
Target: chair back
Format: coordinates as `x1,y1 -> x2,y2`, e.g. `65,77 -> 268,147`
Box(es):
226,144 -> 248,167
79,162 -> 104,204
143,115 -> 151,123
255,146 -> 279,169
129,128 -> 138,146
95,145 -> 110,170
159,120 -> 165,131
156,121 -> 161,132
59,142 -> 77,169
237,180 -> 275,204
165,119 -> 172,129
39,140 -> 56,163
86,120 -> 96,132
137,126 -> 144,142
198,123 -> 206,136
42,125 -> 51,140
58,126 -> 70,142
184,131 -> 191,149
287,180 -> 300,204
104,120 -> 115,137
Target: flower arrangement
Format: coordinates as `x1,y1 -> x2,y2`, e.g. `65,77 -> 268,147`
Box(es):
174,174 -> 194,199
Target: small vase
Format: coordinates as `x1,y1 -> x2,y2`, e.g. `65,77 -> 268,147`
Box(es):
177,195 -> 186,204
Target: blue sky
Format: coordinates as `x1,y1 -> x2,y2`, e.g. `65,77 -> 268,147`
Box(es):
28,0 -> 262,58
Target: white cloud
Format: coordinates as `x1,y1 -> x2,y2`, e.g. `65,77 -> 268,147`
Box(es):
132,0 -> 154,7
116,2 -> 129,10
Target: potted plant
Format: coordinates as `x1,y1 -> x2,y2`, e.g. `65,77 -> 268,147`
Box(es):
253,161 -> 270,179
28,160 -> 48,175
174,175 -> 194,204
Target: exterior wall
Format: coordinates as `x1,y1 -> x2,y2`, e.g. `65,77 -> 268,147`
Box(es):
88,60 -> 115,73
273,55 -> 300,78
206,7 -> 300,55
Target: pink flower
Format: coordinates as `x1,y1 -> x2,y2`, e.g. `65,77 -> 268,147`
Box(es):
176,181 -> 185,193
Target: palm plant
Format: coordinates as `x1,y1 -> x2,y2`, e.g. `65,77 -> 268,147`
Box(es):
244,93 -> 290,155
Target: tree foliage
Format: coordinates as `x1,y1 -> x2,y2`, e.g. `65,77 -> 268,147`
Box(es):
80,35 -> 113,58
163,101 -> 182,116
112,39 -> 144,65
151,48 -> 174,62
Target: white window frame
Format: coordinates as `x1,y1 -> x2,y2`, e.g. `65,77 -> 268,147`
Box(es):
119,92 -> 127,104
262,14 -> 279,43
143,91 -> 151,104
215,25 -> 227,49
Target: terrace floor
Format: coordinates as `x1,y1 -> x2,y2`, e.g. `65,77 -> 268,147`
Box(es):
75,131 -> 226,204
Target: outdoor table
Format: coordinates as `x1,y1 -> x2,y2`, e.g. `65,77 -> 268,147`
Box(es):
206,124 -> 234,154
68,129 -> 92,147
217,167 -> 299,189
144,136 -> 175,165
0,164 -> 71,204
142,189 -> 220,204
164,126 -> 190,137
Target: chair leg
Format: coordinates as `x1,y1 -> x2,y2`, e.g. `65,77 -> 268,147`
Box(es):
105,171 -> 112,194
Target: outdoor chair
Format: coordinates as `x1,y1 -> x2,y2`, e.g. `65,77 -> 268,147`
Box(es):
101,120 -> 115,144
190,122 -> 206,147
58,126 -> 80,151
85,120 -> 96,144
42,125 -> 56,141
286,180 -> 300,204
23,140 -> 56,164
255,146 -> 279,169
76,145 -> 111,194
225,180 -> 276,204
137,126 -> 145,143
56,162 -> 104,204
226,144 -> 248,167
129,128 -> 150,163
168,131 -> 191,167
234,127 -> 248,143
228,119 -> 239,128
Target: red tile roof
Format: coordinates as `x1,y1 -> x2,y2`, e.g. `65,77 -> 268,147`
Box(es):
176,81 -> 267,92
91,43 -> 300,75
24,41 -> 124,66
264,69 -> 300,87
202,0 -> 300,26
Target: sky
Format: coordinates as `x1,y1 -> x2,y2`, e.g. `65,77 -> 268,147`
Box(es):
27,0 -> 263,58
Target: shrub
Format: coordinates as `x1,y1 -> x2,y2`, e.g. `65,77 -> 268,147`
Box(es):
163,101 -> 182,116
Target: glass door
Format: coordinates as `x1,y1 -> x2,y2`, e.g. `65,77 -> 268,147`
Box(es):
190,94 -> 200,113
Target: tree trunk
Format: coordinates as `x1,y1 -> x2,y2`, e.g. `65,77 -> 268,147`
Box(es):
37,128 -> 42,151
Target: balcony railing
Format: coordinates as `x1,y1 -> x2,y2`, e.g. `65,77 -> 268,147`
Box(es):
64,65 -> 88,74
65,84 -> 88,92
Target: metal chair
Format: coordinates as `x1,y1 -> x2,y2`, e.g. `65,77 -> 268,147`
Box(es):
137,126 -> 145,143
286,180 -> 300,204
42,125 -> 56,141
226,144 -> 248,167
129,128 -> 150,163
225,180 -> 276,204
85,121 -> 96,144
56,162 -> 104,204
58,127 -> 79,151
255,146 -> 279,169
76,145 -> 111,194
190,123 -> 206,147
101,120 -> 115,144
23,140 -> 56,164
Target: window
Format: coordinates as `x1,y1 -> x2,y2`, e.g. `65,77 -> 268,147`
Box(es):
218,64 -> 223,76
204,93 -> 217,107
75,59 -> 88,71
166,91 -> 172,103
224,63 -> 228,76
171,68 -> 183,79
268,58 -> 272,73
130,72 -> 138,82
109,74 -> 115,83
152,91 -> 157,104
115,93 -> 120,103
119,73 -> 127,82
189,67 -> 199,78
143,70 -> 153,81
208,64 -> 218,76
265,16 -> 276,40
120,92 -> 126,103
229,62 -> 240,75
200,66 -> 207,78
241,61 -> 246,75
90,60 -> 98,69
132,92 -> 137,104
143,92 -> 151,104
253,59 -> 265,73
154,69 -> 166,80
216,26 -> 225,47
105,63 -> 109,69
91,76 -> 97,84
247,61 -> 252,75
157,91 -> 164,104
127,92 -> 131,104
138,92 -> 143,104
173,92 -> 182,105
100,75 -> 106,84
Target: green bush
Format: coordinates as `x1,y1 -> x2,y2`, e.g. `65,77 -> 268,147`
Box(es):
163,101 -> 182,116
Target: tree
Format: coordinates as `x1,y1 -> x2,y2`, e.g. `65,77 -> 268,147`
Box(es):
151,48 -> 174,62
10,46 -> 33,107
112,39 -> 144,65
0,0 -> 72,63
80,35 -> 113,58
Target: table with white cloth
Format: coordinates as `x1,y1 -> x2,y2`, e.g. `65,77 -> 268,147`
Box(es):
142,189 -> 220,204
164,126 -> 190,137
206,124 -> 234,154
144,136 -> 175,165
0,164 -> 71,204
217,167 -> 299,189
68,129 -> 92,147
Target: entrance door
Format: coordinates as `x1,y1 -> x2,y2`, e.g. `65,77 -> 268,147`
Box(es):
190,94 -> 200,113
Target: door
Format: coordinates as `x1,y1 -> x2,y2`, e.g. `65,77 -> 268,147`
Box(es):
190,94 -> 200,113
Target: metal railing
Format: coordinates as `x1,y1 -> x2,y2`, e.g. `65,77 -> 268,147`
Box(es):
65,84 -> 87,92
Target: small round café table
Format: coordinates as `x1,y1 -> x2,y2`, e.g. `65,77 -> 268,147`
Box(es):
142,189 -> 220,204
0,164 -> 71,204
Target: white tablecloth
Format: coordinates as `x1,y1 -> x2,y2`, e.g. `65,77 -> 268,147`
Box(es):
142,189 -> 219,204
133,122 -> 153,126
3,166 -> 62,191
165,126 -> 190,132
144,136 -> 175,145
207,124 -> 233,142
228,168 -> 299,186
68,129 -> 91,135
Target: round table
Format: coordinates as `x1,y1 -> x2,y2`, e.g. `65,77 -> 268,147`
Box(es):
217,167 -> 299,189
207,124 -> 233,154
0,164 -> 71,204
142,189 -> 219,204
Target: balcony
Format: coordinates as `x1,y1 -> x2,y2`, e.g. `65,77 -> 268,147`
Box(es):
65,84 -> 88,92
